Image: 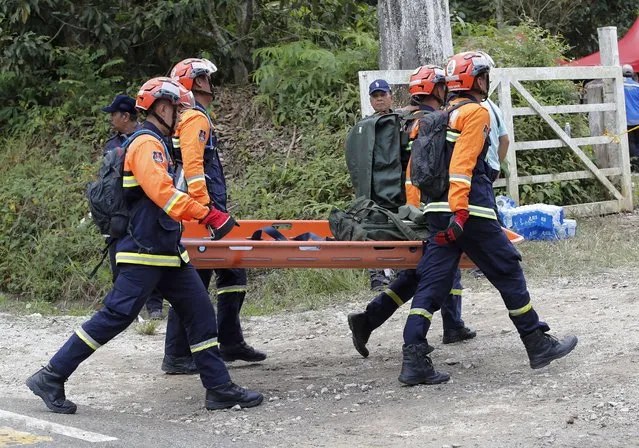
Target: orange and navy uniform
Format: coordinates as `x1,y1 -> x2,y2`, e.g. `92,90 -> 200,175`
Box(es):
423,95 -> 497,220
117,122 -> 209,268
173,108 -> 211,206
172,103 -> 228,211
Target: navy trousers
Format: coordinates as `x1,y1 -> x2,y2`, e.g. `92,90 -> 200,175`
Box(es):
362,269 -> 465,331
165,268 -> 247,358
403,214 -> 547,345
50,264 -> 230,389
109,243 -> 163,314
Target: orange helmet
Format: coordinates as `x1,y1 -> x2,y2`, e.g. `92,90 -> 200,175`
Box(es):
135,77 -> 181,111
444,51 -> 492,92
178,84 -> 195,109
409,65 -> 446,97
170,58 -> 218,91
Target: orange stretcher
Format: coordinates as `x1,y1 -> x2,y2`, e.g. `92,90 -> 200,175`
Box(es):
181,220 -> 523,270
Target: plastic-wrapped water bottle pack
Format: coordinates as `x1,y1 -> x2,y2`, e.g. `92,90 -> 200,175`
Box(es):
495,195 -> 577,240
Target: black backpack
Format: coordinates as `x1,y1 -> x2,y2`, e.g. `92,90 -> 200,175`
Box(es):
87,129 -> 167,238
328,196 -> 430,242
409,100 -> 474,199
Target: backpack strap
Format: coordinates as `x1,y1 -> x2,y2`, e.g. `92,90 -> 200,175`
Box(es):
122,129 -> 171,165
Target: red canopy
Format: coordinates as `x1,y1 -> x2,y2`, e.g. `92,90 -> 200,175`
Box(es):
564,17 -> 639,71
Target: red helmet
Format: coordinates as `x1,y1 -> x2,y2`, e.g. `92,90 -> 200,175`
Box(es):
445,51 -> 492,92
409,65 -> 446,97
178,84 -> 195,109
135,77 -> 181,111
170,58 -> 218,91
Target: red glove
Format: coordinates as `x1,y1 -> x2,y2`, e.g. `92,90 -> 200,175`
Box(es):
434,209 -> 469,245
199,208 -> 238,240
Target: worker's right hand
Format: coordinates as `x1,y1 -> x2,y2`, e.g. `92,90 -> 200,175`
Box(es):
434,209 -> 469,245
199,208 -> 238,240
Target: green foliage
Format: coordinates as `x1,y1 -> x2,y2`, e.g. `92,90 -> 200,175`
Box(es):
253,36 -> 377,129
231,130 -> 353,219
456,21 -> 607,205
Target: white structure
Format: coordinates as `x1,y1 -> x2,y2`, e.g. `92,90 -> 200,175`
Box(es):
358,27 -> 633,216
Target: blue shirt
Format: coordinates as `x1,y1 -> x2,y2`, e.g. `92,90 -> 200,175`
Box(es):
624,77 -> 639,126
481,99 -> 508,171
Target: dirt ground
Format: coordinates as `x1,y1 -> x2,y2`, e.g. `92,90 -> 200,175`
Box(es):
1,266 -> 639,447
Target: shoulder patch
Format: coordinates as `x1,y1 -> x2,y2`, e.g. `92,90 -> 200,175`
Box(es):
198,129 -> 207,142
152,151 -> 164,163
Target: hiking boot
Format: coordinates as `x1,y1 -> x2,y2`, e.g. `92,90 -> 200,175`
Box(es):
148,310 -> 164,320
522,329 -> 578,369
161,355 -> 199,375
205,382 -> 264,410
398,343 -> 450,386
26,365 -> 77,414
442,326 -> 477,344
219,342 -> 267,363
348,312 -> 372,358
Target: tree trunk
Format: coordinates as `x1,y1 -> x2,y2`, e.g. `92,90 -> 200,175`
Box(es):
377,0 -> 453,70
495,0 -> 505,28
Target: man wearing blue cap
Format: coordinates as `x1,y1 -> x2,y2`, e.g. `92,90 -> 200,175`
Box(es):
369,79 -> 393,116
101,94 -> 164,320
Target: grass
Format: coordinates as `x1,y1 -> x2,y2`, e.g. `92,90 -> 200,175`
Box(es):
135,320 -> 159,335
517,213 -> 639,278
242,268 -> 368,316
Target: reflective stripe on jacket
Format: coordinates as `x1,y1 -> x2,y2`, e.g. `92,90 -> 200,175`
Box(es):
117,122 -> 209,267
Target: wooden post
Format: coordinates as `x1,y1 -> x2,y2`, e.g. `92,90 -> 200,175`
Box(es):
598,26 -> 633,210
598,27 -> 620,170
497,76 -> 520,204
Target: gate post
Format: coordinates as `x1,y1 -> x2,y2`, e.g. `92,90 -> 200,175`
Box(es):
498,77 -> 519,204
599,26 -> 633,210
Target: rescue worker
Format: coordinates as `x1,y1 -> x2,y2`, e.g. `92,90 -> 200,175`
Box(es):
622,64 -> 639,170
160,58 -> 265,375
101,94 -> 164,320
26,77 -> 263,413
348,66 -> 475,359
398,52 -> 578,386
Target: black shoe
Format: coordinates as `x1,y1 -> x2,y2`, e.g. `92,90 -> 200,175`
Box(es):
522,329 -> 578,369
348,312 -> 372,358
26,365 -> 77,414
205,382 -> 264,410
442,326 -> 477,344
219,342 -> 267,363
398,343 -> 450,386
161,355 -> 199,374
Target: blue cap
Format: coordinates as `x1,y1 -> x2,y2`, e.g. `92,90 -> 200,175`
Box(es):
369,79 -> 391,95
101,94 -> 137,114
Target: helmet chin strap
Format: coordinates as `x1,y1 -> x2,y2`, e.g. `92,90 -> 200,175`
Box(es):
191,76 -> 215,100
150,106 -> 178,135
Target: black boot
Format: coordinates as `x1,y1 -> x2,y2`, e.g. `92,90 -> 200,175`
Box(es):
442,326 -> 477,344
161,355 -> 199,374
219,341 -> 267,363
398,343 -> 450,386
348,312 -> 372,358
26,365 -> 77,414
205,382 -> 264,410
522,330 -> 578,369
